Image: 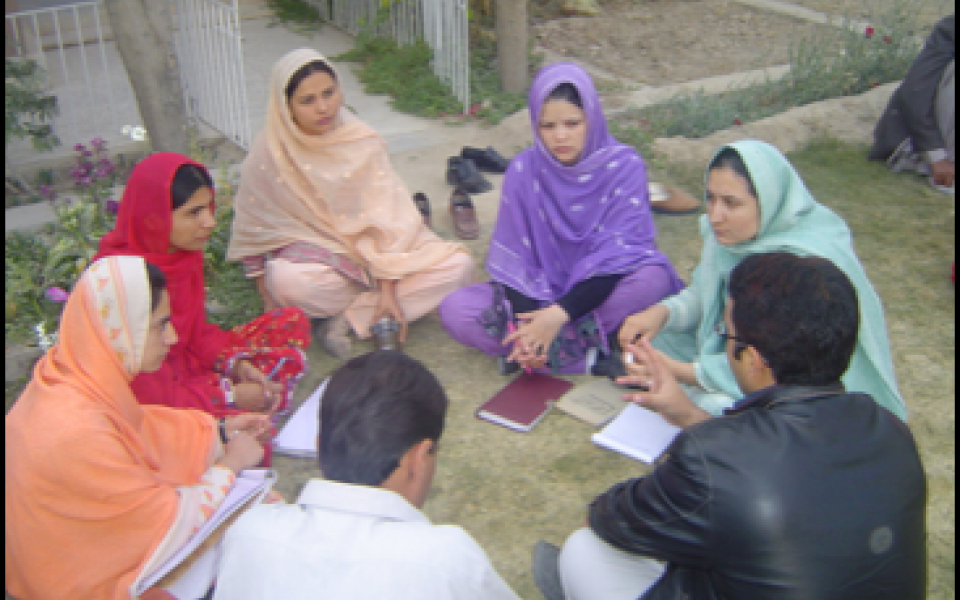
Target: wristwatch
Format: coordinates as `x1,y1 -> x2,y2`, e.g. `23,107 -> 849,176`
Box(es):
218,418 -> 230,445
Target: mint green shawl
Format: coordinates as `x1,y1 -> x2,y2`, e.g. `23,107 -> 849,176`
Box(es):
659,140 -> 906,421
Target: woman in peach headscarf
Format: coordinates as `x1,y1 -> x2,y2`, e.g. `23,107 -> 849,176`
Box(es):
227,48 -> 475,358
5,256 -> 268,600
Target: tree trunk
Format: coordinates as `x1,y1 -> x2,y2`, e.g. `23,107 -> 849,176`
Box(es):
103,0 -> 189,154
495,0 -> 528,94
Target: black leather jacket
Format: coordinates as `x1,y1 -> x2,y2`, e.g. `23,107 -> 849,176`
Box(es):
588,384 -> 927,600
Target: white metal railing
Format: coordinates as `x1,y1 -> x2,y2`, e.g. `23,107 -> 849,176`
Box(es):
5,1 -> 140,152
309,0 -> 470,112
172,0 -> 251,149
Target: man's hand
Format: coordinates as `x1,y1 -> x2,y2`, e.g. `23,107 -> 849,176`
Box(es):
619,338 -> 711,429
930,158 -> 955,187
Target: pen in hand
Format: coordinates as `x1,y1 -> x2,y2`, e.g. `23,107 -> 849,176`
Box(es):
266,357 -> 288,381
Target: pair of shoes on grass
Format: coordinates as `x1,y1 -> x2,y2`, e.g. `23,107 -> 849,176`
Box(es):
412,146 -> 511,240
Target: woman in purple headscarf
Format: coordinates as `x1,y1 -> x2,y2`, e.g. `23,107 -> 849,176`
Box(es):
439,63 -> 684,374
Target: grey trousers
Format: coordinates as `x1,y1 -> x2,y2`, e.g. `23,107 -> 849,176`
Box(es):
558,528 -> 666,600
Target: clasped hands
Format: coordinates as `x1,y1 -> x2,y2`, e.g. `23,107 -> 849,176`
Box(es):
370,279 -> 409,344
218,413 -> 273,473
502,305 -> 570,370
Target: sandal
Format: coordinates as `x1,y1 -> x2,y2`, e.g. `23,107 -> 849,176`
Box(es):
450,187 -> 480,240
412,192 -> 431,227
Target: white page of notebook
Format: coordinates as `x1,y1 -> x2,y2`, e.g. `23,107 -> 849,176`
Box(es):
591,403 -> 682,464
272,378 -> 329,457
136,469 -> 273,595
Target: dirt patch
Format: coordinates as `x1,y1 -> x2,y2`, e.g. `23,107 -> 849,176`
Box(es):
533,0 -> 839,86
638,82 -> 899,164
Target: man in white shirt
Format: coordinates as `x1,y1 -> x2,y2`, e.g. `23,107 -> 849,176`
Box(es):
213,351 -> 520,600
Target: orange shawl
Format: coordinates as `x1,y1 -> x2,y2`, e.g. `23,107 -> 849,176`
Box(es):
226,47 -> 466,280
5,256 -> 215,600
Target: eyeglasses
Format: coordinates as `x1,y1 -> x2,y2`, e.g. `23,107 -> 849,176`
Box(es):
714,322 -> 749,358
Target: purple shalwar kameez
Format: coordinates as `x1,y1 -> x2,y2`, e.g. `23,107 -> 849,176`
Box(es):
440,63 -> 684,373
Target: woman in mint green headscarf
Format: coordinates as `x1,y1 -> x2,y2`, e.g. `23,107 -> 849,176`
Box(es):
618,139 -> 907,421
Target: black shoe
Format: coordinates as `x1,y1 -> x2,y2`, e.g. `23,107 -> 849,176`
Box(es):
446,156 -> 492,194
497,355 -> 521,376
461,146 -> 511,174
532,541 -> 566,600
591,351 -> 648,390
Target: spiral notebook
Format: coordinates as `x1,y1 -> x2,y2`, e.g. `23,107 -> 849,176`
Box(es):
591,403 -> 682,463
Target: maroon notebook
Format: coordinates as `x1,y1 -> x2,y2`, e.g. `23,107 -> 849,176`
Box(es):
477,372 -> 575,432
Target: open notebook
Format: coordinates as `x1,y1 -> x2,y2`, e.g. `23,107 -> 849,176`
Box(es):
591,403 -> 682,464
135,468 -> 276,598
272,378 -> 329,458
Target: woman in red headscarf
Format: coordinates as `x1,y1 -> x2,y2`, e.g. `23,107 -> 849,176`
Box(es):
94,152 -> 310,419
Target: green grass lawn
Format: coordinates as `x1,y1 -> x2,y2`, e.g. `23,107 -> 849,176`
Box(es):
4,139 -> 954,599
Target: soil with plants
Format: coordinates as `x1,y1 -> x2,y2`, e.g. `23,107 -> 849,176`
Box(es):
534,0 -> 839,85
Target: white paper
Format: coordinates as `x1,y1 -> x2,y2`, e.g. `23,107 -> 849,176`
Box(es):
591,403 -> 682,464
136,469 -> 275,596
272,378 -> 329,457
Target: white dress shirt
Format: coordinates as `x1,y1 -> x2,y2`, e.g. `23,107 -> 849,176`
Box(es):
213,479 -> 520,600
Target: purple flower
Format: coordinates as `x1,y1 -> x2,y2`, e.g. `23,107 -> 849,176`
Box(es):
79,176 -> 93,186
44,287 -> 69,303
105,199 -> 120,214
73,143 -> 85,152
95,167 -> 110,178
91,137 -> 106,149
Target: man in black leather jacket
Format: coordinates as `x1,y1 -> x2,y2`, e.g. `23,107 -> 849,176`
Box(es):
553,252 -> 927,600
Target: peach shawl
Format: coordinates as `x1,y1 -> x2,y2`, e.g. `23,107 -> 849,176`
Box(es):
5,256 -> 215,600
226,47 -> 466,281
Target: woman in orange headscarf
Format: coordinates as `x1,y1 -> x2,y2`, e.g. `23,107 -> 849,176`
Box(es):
5,256 -> 268,599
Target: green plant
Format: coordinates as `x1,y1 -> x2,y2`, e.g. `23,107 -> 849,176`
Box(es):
266,0 -> 324,33
5,138 -> 119,346
202,203 -> 263,330
5,58 -> 59,153
338,37 -> 466,117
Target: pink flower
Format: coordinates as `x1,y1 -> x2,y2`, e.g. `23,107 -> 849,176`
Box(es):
105,199 -> 120,214
468,104 -> 481,117
733,118 -> 743,126
44,287 -> 69,303
640,118 -> 649,125
865,27 -> 875,38
91,137 -> 106,149
871,82 -> 879,88
883,36 -> 892,44
73,143 -> 85,152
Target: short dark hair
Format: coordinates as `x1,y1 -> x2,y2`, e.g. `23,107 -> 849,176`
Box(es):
319,351 -> 448,486
728,252 -> 859,386
170,163 -> 213,210
145,261 -> 167,312
708,146 -> 758,199
546,82 -> 583,109
285,59 -> 337,102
